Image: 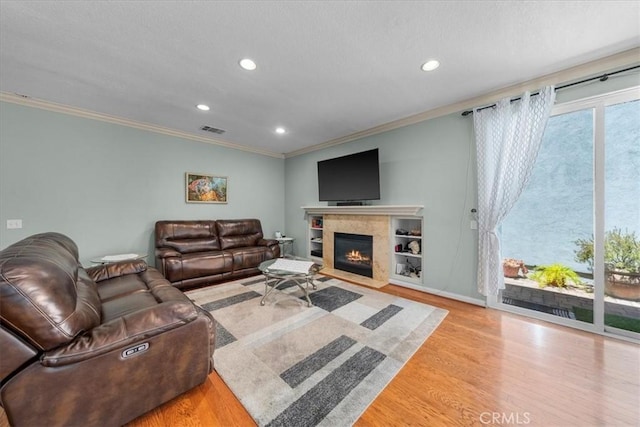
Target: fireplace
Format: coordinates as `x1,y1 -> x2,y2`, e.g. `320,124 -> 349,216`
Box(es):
334,232 -> 373,278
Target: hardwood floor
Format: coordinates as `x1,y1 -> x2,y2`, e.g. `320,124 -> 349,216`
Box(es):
124,284 -> 638,426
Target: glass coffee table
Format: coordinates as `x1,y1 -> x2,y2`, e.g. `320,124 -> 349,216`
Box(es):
258,256 -> 322,307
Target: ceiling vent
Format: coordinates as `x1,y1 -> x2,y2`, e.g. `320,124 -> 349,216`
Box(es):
200,125 -> 226,135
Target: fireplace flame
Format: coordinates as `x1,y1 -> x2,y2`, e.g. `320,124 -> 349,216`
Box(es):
346,250 -> 371,264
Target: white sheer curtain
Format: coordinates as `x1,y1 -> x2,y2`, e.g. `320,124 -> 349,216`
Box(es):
474,86 -> 556,296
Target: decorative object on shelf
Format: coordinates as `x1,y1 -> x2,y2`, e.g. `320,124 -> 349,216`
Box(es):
410,229 -> 421,236
186,173 -> 227,203
394,244 -> 402,253
275,231 -> 282,238
397,257 -> 421,278
408,240 -> 420,255
502,258 -> 528,278
311,217 -> 323,228
395,228 -> 409,235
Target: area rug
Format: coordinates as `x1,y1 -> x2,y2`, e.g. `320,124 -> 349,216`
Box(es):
186,275 -> 448,427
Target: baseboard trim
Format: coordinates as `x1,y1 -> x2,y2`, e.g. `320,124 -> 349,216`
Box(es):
388,279 -> 486,307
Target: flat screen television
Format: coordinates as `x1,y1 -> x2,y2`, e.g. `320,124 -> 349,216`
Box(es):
317,148 -> 380,203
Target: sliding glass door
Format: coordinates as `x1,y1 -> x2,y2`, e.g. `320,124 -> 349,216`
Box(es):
603,98 -> 640,338
495,87 -> 639,340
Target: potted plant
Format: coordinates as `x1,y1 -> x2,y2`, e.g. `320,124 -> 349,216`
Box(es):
574,228 -> 640,301
503,258 -> 528,278
530,263 -> 582,288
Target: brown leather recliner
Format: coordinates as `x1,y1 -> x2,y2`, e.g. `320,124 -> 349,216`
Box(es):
0,232 -> 215,427
155,218 -> 280,289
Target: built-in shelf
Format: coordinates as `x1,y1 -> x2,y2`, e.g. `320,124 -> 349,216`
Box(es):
302,205 -> 423,216
395,252 -> 421,258
307,215 -> 324,262
390,216 -> 423,286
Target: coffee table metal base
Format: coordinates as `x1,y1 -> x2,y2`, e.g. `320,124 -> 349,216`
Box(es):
261,274 -> 317,307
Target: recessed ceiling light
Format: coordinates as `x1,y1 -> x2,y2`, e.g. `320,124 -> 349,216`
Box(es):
196,104 -> 210,111
421,60 -> 440,72
239,58 -> 257,71
275,127 -> 286,134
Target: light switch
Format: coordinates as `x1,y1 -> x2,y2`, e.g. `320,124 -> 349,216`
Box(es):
470,220 -> 478,230
7,219 -> 22,229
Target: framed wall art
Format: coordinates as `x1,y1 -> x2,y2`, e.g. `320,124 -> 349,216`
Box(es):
185,173 -> 228,203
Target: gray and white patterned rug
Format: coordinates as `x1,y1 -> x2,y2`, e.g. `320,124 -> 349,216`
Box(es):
187,274 -> 448,427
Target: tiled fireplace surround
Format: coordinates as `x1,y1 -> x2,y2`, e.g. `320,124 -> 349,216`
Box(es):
303,206 -> 423,288
323,214 -> 390,286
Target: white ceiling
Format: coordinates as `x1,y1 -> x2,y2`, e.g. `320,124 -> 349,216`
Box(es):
1,1 -> 639,156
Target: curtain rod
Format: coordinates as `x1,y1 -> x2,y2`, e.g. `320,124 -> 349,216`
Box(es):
461,64 -> 640,116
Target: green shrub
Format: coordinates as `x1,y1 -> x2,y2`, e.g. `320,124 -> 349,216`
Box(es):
574,228 -> 640,273
530,263 -> 582,288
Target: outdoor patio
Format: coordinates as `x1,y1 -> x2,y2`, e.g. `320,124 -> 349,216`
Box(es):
503,276 -> 640,324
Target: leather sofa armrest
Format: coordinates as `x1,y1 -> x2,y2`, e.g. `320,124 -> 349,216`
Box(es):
86,260 -> 148,283
258,238 -> 281,258
155,247 -> 182,258
41,299 -> 201,367
258,238 -> 278,248
154,248 -> 182,277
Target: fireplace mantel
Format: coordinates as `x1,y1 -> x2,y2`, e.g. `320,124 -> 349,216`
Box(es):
302,205 -> 423,216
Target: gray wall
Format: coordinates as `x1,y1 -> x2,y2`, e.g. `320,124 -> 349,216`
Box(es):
1,71 -> 636,301
284,113 -> 482,301
0,102 -> 285,265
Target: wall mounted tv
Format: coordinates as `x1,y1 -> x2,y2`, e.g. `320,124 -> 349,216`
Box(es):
317,148 -> 381,203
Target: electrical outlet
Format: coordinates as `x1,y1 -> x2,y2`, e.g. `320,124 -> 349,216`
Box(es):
7,219 -> 22,229
470,220 -> 478,230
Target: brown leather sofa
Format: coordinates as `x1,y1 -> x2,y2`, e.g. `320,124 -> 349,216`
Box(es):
0,232 -> 215,427
155,218 -> 280,289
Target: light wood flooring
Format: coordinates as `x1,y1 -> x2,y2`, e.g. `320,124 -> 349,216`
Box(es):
125,283 -> 640,426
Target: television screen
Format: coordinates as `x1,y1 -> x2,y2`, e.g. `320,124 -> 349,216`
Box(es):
317,149 -> 381,202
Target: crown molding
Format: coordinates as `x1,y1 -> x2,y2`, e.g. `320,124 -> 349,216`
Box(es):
286,47 -> 640,158
3,47 -> 638,161
0,92 -> 285,159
